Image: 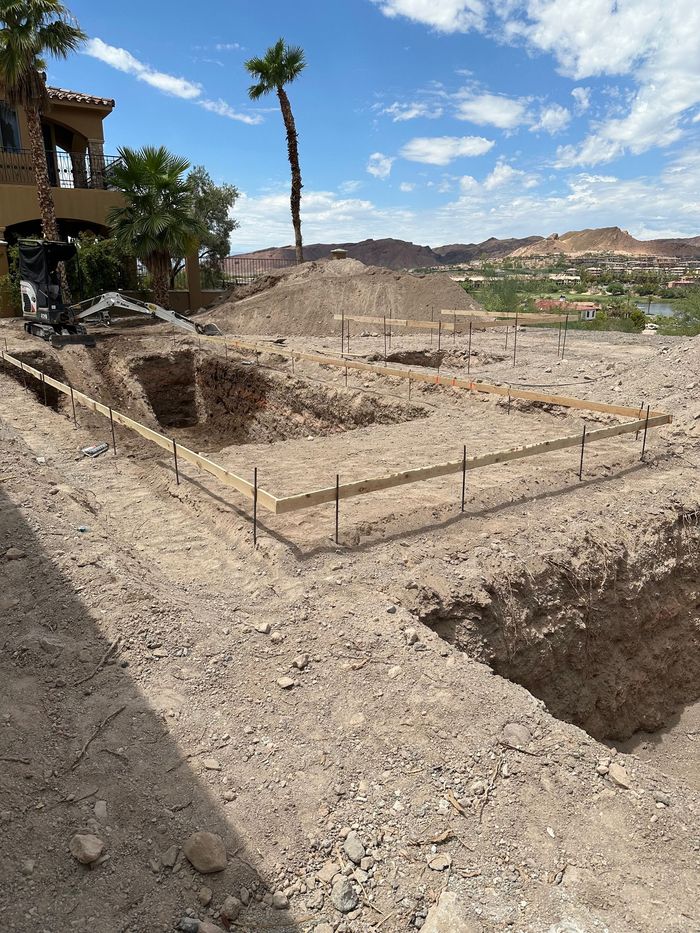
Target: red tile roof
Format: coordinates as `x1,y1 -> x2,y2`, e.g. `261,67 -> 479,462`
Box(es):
47,86 -> 115,108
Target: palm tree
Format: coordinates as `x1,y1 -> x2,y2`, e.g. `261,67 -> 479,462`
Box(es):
0,0 -> 85,240
245,39 -> 306,263
107,145 -> 205,309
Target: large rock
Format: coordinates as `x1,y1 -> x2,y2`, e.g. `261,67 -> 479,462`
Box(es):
343,831 -> 365,865
422,892 -> 482,933
330,877 -> 359,913
183,831 -> 227,873
69,833 -> 104,865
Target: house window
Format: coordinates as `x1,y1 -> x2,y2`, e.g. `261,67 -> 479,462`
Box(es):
0,102 -> 21,151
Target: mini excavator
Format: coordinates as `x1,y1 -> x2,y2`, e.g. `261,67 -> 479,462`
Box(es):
19,239 -> 221,348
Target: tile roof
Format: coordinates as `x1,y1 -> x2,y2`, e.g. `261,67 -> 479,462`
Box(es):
47,86 -> 115,108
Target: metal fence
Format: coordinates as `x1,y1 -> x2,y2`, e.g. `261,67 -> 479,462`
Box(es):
0,148 -> 121,190
219,255 -> 297,286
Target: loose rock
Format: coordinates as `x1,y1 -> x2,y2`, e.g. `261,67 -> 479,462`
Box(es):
220,895 -> 242,921
330,877 -> 359,913
343,831 -> 365,865
183,831 -> 227,873
69,833 -> 104,866
422,891 -> 482,932
277,676 -> 295,689
608,762 -> 631,789
501,722 -> 531,747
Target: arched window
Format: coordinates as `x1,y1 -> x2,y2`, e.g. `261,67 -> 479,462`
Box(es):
0,103 -> 21,152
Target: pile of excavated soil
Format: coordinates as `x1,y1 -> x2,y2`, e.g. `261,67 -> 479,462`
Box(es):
201,258 -> 484,336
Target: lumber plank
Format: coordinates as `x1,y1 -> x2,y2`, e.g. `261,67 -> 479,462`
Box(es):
274,414 -> 670,513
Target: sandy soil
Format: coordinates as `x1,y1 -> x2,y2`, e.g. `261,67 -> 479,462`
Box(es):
0,314 -> 698,933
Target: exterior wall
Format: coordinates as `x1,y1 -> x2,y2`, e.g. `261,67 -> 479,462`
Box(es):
1,184 -> 123,231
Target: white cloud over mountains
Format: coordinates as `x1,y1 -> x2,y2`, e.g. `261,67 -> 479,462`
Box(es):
84,38 -> 262,125
231,148 -> 700,252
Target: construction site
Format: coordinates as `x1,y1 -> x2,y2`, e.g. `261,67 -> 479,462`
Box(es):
1,257 -> 698,933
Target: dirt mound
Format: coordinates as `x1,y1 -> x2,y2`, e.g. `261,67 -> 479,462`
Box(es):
202,258 -> 484,336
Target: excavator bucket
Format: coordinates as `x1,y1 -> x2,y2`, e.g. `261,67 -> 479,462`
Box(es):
200,323 -> 223,336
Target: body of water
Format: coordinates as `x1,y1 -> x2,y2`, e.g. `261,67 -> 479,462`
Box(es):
636,301 -> 676,318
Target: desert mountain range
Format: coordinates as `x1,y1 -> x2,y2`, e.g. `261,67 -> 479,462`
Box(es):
232,227 -> 700,269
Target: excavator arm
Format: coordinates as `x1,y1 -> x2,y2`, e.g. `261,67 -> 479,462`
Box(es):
69,292 -> 222,336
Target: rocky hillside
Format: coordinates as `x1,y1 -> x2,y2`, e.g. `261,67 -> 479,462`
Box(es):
510,226 -> 700,258
232,227 -> 700,268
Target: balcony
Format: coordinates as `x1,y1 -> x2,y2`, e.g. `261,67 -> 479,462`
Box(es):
0,148 -> 121,190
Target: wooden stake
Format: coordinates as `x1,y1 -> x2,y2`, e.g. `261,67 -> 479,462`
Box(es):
172,438 -> 180,484
70,384 -> 77,427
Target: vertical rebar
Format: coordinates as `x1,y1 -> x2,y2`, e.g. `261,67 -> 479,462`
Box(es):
172,438 -> 180,484
388,311 -> 392,351
453,312 -> 457,345
109,406 -> 117,456
341,309 -> 345,356
561,314 -> 569,358
41,371 -> 47,406
346,319 -> 350,353
578,425 -> 587,480
512,312 -> 519,367
408,372 -> 412,400
461,444 -> 467,513
70,385 -> 77,427
635,399 -> 644,440
253,467 -> 258,547
507,392 -> 511,416
504,324 -> 509,350
335,473 -> 340,545
640,405 -> 651,461
438,321 -> 442,351
467,322 -> 472,375
383,316 -> 387,362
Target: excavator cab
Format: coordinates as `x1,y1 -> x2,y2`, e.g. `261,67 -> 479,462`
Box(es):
19,239 -> 95,346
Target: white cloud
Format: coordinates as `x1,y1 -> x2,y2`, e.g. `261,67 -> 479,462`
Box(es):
215,42 -> 243,51
571,87 -> 591,114
339,180 -> 363,193
367,152 -> 396,179
199,98 -> 263,125
371,0 -> 486,33
399,181 -> 416,192
530,103 -> 571,134
230,187 -> 414,252
381,101 -> 443,121
84,37 -> 260,125
371,0 -> 700,167
85,38 -> 202,99
400,135 -> 494,165
455,92 -> 528,129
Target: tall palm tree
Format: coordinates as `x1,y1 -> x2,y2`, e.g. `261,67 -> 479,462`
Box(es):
245,39 -> 306,263
107,145 -> 205,309
0,0 -> 85,240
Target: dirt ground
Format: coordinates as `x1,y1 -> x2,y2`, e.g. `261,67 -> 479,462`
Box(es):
0,313 -> 698,933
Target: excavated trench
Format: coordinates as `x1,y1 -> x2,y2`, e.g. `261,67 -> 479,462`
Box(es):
413,515 -> 700,741
131,351 -> 427,450
2,350 -> 67,411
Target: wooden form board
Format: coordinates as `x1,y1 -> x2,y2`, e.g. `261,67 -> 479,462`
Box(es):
0,350 -> 276,512
0,345 -> 671,521
199,334 -> 668,421
442,309 -> 571,324
274,413 -> 670,513
333,313 -> 503,332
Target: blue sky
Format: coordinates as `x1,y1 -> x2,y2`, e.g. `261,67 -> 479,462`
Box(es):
48,0 -> 700,251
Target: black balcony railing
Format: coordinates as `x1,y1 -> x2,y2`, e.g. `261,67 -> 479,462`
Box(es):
0,148 -> 122,190
220,255 -> 297,285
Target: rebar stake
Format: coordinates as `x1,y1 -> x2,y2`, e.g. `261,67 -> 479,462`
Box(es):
640,405 -> 651,461
512,312 -> 519,367
467,322 -> 472,375
561,313 -> 569,358
341,309 -> 345,356
41,371 -> 47,406
70,384 -> 77,427
335,474 -> 340,545
172,438 -> 180,485
461,444 -> 467,512
578,424 -> 587,480
109,406 -> 117,456
253,467 -> 258,547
